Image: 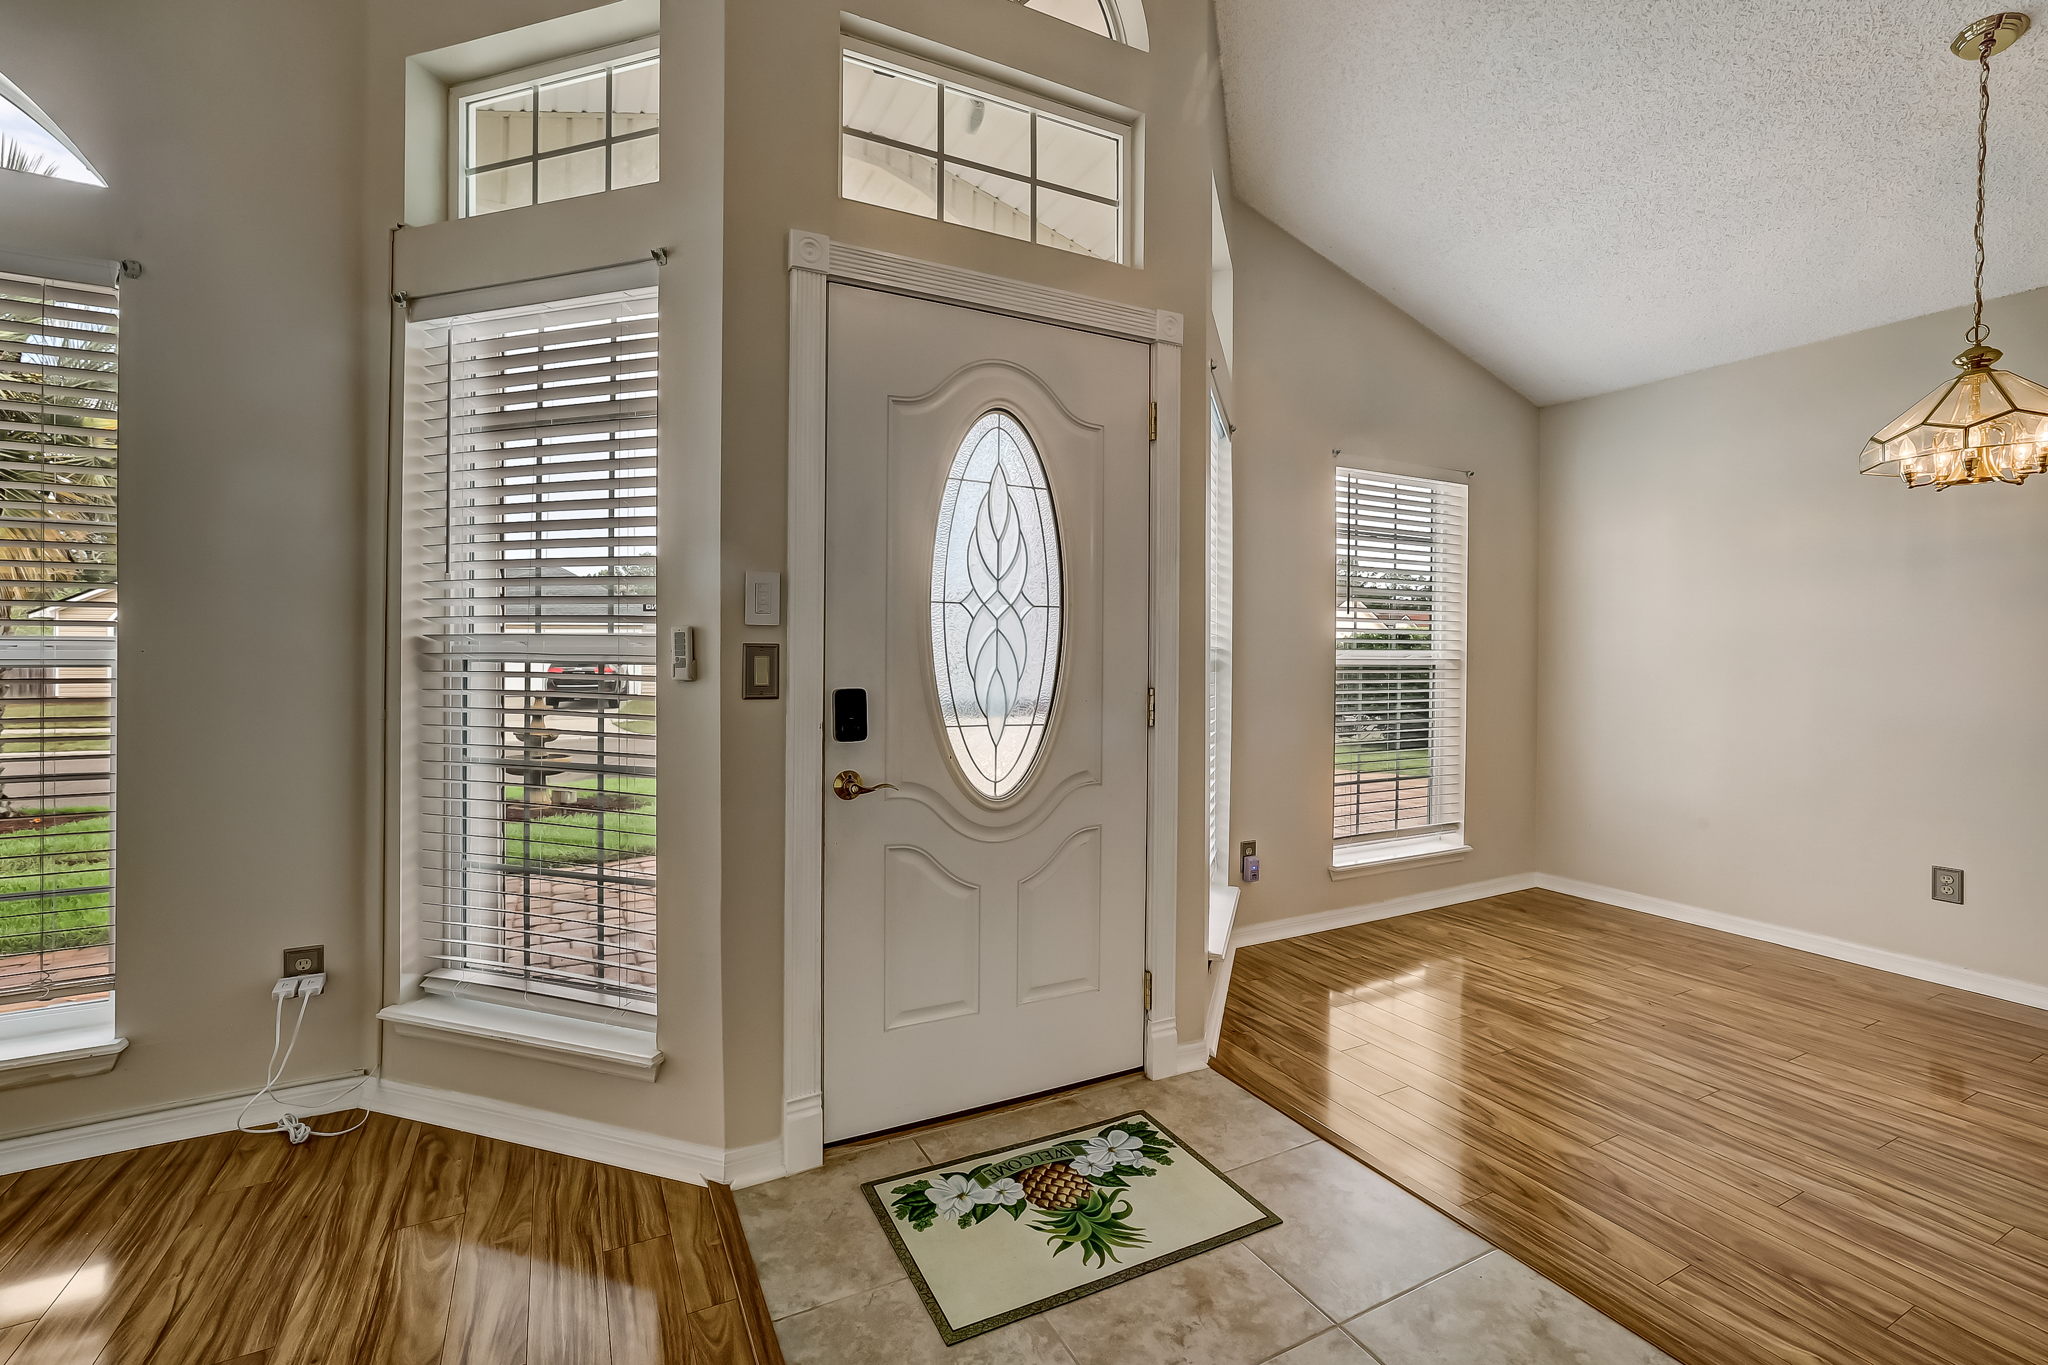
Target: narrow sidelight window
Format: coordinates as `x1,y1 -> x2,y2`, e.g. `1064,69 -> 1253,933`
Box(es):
0,269 -> 117,1011
407,283 -> 659,1013
1205,392 -> 1234,936
1334,467 -> 1467,854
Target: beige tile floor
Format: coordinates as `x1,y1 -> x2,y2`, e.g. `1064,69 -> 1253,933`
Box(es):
735,1068 -> 1679,1365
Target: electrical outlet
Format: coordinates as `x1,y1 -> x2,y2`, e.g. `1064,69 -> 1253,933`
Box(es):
283,944 -> 325,977
1932,867 -> 1965,905
1240,840 -> 1257,858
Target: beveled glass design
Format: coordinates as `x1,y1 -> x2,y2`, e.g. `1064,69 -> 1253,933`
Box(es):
931,412 -> 1062,801
1861,356 -> 2048,488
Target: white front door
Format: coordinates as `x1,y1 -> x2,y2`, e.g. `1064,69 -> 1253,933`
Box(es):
822,284 -> 1152,1141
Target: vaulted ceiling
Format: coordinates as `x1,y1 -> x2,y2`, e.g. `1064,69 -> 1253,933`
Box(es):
1215,1 -> 2048,403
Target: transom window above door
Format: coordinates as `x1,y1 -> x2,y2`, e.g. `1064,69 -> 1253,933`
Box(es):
453,40 -> 659,218
840,43 -> 1132,264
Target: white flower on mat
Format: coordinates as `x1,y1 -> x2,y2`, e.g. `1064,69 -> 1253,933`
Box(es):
929,1173 -> 983,1219
1080,1129 -> 1150,1171
975,1177 -> 1026,1207
1071,1150 -> 1117,1177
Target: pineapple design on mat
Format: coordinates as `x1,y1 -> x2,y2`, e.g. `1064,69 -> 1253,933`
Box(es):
888,1120 -> 1175,1267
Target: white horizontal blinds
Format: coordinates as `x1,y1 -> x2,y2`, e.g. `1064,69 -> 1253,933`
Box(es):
1334,469 -> 1466,844
0,270 -> 118,1008
410,285 -> 658,1012
1205,392 -> 1233,888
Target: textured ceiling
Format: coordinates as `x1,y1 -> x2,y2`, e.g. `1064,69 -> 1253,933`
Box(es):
1215,1 -> 2048,403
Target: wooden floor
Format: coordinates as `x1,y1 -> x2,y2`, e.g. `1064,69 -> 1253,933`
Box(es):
1214,887 -> 2048,1365
0,1114 -> 782,1364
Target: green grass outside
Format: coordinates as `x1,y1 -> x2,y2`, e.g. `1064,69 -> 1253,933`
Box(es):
1334,745 -> 1433,778
0,808 -> 113,957
0,700 -> 111,754
1,736 -> 109,754
504,773 -> 655,868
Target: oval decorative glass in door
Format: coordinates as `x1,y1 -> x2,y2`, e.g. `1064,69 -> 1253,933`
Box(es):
931,411 -> 1063,800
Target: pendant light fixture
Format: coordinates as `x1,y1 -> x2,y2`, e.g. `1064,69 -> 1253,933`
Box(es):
1861,13 -> 2048,490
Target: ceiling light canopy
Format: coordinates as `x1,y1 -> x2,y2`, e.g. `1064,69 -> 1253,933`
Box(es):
1862,13 -> 2044,490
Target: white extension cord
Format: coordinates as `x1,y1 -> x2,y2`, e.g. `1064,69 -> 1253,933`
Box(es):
235,973 -> 370,1144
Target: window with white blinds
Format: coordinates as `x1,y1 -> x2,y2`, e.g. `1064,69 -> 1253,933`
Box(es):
407,283 -> 658,1015
1334,467 -> 1466,849
1205,392 -> 1233,893
0,270 -> 118,1011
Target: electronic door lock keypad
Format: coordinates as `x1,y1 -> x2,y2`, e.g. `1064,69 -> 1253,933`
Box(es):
833,688 -> 869,743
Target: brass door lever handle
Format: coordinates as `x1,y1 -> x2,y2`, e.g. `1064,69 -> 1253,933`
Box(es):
832,769 -> 897,801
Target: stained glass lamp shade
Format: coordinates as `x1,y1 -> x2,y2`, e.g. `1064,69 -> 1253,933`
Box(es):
1860,14 -> 2047,491
1861,346 -> 2048,489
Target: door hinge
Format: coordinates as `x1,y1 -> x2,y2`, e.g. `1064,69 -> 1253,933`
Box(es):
1148,402 -> 1158,442
1144,970 -> 1152,1013
1147,687 -> 1156,728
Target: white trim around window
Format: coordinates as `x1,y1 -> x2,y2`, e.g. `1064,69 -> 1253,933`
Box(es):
1331,462 -> 1470,870
838,37 -> 1137,266
448,36 -> 661,219
386,266 -> 665,1073
1204,387 -> 1236,956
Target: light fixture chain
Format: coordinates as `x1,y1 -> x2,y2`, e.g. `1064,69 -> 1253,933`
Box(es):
1970,41 -> 1993,344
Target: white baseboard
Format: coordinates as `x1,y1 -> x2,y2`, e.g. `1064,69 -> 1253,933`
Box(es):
1533,873 -> 2048,1011
0,1073 -> 783,1187
0,1071 -> 371,1177
724,1137 -> 788,1189
1228,874 -> 1538,950
1203,948 -> 1236,1058
1169,1037 -> 1211,1075
34,869 -> 2029,1186
368,1078 -> 774,1186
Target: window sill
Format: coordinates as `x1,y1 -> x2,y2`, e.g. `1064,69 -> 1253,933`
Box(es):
1330,834 -> 1472,881
1207,883 -> 1240,960
378,996 -> 663,1080
0,998 -> 127,1091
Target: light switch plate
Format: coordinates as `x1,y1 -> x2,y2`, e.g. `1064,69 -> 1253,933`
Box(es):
744,571 -> 781,626
742,642 -> 781,699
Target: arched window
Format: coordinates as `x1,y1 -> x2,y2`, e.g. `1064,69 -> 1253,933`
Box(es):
0,72 -> 104,186
1018,0 -> 1149,49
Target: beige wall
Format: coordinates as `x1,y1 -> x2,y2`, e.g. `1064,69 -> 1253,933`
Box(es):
1538,288 -> 2048,989
365,0 -> 730,1147
1226,207 -> 1539,931
361,0 -> 1223,1153
0,0 -> 372,1137
720,0 -> 1222,1146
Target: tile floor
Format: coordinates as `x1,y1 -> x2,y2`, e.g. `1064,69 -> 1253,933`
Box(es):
734,1068 -> 1679,1364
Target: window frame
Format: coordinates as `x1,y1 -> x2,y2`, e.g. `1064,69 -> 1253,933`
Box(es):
446,36 -> 661,221
1331,461 -> 1470,869
0,266 -> 119,1020
1021,0 -> 1123,42
396,276 -> 663,1034
1204,387 -> 1235,953
838,37 -> 1137,266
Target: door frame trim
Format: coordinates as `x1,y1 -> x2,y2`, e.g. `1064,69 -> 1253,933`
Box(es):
782,230 -> 1184,1174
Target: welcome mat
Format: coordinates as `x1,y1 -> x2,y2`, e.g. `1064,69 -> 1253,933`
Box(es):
861,1109 -> 1280,1344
